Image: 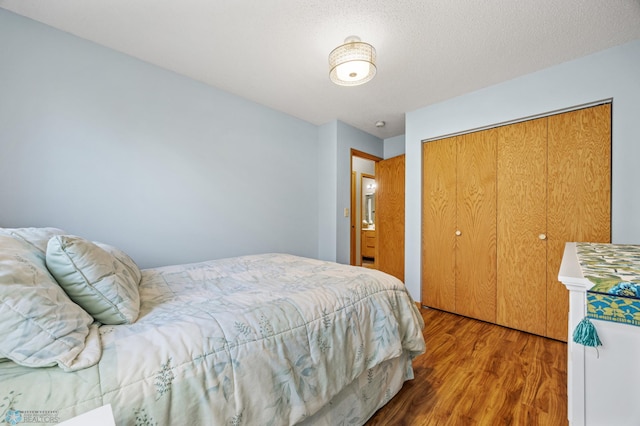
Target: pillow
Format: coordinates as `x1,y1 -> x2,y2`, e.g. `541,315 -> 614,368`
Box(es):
46,235 -> 141,325
0,227 -> 66,255
94,241 -> 142,286
0,234 -> 99,371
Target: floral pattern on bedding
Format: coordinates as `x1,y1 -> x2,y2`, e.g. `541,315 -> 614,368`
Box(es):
0,254 -> 425,425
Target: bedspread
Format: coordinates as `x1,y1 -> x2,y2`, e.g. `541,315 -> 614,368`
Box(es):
0,253 -> 425,425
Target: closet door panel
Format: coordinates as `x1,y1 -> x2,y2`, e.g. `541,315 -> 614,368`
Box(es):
422,138 -> 457,311
547,104 -> 611,341
456,129 -> 497,323
496,118 -> 548,336
377,155 -> 405,281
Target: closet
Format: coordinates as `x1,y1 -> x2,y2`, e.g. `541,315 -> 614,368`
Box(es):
421,103 -> 611,341
422,130 -> 497,323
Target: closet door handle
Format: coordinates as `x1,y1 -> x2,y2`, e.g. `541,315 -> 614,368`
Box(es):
538,234 -> 547,240
455,230 -> 462,236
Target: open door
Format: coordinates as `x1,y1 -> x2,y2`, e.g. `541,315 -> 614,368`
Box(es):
376,155 -> 405,281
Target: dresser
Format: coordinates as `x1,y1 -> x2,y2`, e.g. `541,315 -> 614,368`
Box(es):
558,242 -> 640,426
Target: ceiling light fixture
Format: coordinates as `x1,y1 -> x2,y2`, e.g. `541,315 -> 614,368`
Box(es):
329,36 -> 376,86
375,121 -> 386,128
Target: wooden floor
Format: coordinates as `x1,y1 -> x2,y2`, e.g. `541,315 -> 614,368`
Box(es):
367,307 -> 568,426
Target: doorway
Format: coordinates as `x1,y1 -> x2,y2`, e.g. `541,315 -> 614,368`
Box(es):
361,173 -> 376,268
350,149 -> 381,267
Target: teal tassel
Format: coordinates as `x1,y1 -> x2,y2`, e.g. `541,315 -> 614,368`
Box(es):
573,317 -> 602,347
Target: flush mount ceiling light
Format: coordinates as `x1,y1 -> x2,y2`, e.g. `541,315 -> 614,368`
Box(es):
329,36 -> 376,86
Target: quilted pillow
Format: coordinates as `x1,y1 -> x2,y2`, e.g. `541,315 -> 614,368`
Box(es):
0,234 -> 99,371
46,235 -> 141,325
95,241 -> 142,286
0,227 -> 66,255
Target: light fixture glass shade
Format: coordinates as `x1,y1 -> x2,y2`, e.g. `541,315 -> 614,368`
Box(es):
329,36 -> 376,86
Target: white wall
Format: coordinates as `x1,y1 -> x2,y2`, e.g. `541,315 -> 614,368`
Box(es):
0,10 -> 319,268
404,39 -> 640,302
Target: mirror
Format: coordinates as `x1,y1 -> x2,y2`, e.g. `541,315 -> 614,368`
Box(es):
362,176 -> 375,229
365,194 -> 374,225
352,157 -> 377,269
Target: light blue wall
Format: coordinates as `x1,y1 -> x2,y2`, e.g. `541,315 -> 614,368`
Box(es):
384,134 -> 405,159
317,121 -> 338,261
317,121 -> 383,263
0,10 -> 319,268
405,39 -> 640,301
336,121 -> 383,264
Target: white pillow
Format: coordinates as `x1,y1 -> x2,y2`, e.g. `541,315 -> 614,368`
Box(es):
0,227 -> 66,254
0,234 -> 98,371
95,241 -> 142,286
46,235 -> 141,325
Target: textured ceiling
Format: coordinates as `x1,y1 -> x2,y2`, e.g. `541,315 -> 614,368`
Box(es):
2,0 -> 640,139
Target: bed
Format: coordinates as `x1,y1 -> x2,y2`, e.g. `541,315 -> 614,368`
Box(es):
0,227 -> 425,425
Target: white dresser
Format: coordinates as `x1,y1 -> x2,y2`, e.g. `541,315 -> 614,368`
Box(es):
558,242 -> 640,426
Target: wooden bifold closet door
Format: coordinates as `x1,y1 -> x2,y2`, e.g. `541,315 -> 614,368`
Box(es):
545,105 -> 611,340
422,139 -> 457,313
422,103 -> 611,341
422,130 -> 497,324
496,118 -> 548,336
455,130 -> 497,323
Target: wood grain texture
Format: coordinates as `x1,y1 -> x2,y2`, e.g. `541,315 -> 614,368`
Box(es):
361,229 -> 376,259
422,139 -> 457,310
496,118 -> 548,336
367,308 -> 568,426
351,171 -> 357,265
421,104 -> 610,342
377,155 -> 405,281
546,104 -> 611,340
455,129 -> 497,323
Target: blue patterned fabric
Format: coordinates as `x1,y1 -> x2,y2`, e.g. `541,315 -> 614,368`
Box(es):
577,243 -> 640,327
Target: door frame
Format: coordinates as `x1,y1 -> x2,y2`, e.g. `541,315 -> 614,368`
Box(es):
350,149 -> 382,265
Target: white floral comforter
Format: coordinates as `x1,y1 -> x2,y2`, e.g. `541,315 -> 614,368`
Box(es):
0,254 -> 425,425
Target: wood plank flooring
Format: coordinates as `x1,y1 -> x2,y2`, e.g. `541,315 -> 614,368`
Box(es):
367,307 -> 568,425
